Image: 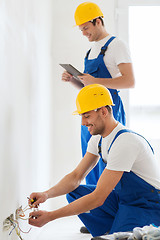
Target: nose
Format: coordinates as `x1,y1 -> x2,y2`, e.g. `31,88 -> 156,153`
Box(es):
82,29 -> 87,36
81,115 -> 87,126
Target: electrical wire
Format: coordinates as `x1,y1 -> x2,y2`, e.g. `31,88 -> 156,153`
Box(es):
3,197 -> 38,240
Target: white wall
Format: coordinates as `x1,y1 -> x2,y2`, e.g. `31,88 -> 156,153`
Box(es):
0,1 -> 116,239
49,0 -> 116,208
0,0 -> 53,239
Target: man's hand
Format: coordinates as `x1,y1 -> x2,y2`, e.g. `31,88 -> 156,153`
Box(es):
29,210 -> 52,227
29,192 -> 48,208
78,74 -> 96,86
61,71 -> 73,82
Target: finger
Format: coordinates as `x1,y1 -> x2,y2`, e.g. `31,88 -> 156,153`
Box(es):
29,211 -> 43,226
28,196 -> 34,205
29,210 -> 39,217
30,193 -> 37,201
65,71 -> 72,76
78,76 -> 83,80
62,75 -> 72,82
62,74 -> 70,81
62,76 -> 70,82
29,210 -> 41,219
29,215 -> 39,226
32,200 -> 40,208
62,71 -> 72,77
29,196 -> 40,207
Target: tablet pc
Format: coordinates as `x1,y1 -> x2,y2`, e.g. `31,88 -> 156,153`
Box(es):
60,64 -> 83,80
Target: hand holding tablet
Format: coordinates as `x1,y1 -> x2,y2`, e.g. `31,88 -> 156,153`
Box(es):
60,64 -> 83,81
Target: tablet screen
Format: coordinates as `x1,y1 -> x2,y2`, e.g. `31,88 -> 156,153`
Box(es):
60,64 -> 83,80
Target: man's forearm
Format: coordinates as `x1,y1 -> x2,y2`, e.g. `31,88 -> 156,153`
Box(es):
48,189 -> 104,221
44,172 -> 81,199
48,169 -> 123,222
95,75 -> 135,89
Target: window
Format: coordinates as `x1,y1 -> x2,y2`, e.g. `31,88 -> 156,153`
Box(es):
129,6 -> 160,139
116,0 -> 160,159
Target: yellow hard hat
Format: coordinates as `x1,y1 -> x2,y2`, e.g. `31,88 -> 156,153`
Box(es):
73,84 -> 114,115
74,2 -> 104,26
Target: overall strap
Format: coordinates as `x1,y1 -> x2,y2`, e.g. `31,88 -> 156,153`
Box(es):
108,129 -> 154,154
98,129 -> 154,162
85,36 -> 116,59
98,137 -> 103,159
100,36 -> 116,56
85,49 -> 91,59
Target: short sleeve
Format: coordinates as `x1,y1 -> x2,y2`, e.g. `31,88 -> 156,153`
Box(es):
87,135 -> 101,156
112,40 -> 132,65
106,134 -> 140,171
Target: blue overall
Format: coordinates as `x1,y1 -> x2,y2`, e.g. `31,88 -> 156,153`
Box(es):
81,36 -> 126,185
67,130 -> 160,237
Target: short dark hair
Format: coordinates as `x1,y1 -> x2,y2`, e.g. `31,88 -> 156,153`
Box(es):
97,105 -> 112,113
91,17 -> 104,26
105,105 -> 112,113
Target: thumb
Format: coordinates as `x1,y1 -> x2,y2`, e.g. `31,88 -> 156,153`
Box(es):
29,210 -> 41,218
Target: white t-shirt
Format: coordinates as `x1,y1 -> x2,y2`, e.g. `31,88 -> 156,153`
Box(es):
88,35 -> 132,78
87,123 -> 160,190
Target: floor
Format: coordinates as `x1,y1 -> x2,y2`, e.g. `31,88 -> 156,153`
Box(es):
35,216 -> 93,240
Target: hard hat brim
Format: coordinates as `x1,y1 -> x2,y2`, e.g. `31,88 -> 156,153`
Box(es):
72,110 -> 79,115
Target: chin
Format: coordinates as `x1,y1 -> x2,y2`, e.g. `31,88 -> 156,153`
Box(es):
90,131 -> 98,136
88,130 -> 94,135
88,37 -> 93,42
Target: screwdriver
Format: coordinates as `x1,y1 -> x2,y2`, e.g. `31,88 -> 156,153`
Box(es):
27,197 -> 37,205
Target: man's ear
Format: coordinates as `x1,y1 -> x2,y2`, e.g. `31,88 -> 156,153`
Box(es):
100,106 -> 109,117
96,18 -> 102,26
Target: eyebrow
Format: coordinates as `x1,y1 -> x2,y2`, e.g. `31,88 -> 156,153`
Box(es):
80,27 -> 87,31
80,112 -> 89,117
80,24 -> 90,31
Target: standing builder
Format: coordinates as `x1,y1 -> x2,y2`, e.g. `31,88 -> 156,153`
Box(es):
62,2 -> 135,187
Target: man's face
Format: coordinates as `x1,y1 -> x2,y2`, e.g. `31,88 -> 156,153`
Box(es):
79,21 -> 101,42
81,109 -> 105,135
